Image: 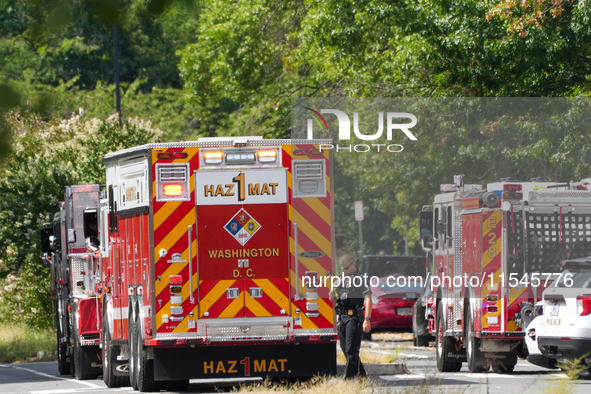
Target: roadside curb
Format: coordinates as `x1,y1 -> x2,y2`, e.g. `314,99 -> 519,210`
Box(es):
337,363 -> 409,376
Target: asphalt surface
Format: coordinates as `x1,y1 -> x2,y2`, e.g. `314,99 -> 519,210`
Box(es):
1,336 -> 591,393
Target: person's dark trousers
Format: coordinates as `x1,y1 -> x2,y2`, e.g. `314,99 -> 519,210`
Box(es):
338,315 -> 367,379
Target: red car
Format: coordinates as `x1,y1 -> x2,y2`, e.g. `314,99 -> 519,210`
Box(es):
367,276 -> 423,332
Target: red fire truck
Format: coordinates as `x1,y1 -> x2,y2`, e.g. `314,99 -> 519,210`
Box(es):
419,175 -> 591,373
99,137 -> 337,391
41,185 -> 103,380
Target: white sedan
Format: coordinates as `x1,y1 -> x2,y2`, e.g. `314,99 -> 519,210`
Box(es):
524,302 -> 556,368
536,257 -> 591,365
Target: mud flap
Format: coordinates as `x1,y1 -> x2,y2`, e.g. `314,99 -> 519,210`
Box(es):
447,338 -> 467,363
80,345 -> 103,375
485,350 -> 517,365
153,343 -> 337,381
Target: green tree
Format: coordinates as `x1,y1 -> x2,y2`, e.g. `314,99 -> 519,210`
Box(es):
0,111 -> 161,327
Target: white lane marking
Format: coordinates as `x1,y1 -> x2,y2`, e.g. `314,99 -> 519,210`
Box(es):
397,353 -> 429,359
0,364 -> 101,389
30,390 -> 94,394
381,372 -> 569,380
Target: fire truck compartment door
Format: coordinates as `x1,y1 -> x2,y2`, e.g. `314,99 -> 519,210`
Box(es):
196,169 -> 290,319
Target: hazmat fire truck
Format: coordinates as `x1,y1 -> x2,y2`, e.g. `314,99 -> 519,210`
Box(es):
41,185 -> 103,380
419,175 -> 591,373
97,137 -> 337,391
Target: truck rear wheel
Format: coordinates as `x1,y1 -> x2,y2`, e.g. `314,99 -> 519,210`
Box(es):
73,325 -> 94,380
466,309 -> 489,373
129,312 -> 138,390
135,323 -> 159,392
56,326 -> 71,375
103,312 -> 129,387
413,308 -> 429,347
436,304 -> 462,372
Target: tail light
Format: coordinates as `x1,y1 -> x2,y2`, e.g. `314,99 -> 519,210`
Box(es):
169,275 -> 183,285
163,184 -> 183,196
528,329 -> 536,341
487,305 -> 498,314
487,294 -> 499,302
576,295 -> 591,316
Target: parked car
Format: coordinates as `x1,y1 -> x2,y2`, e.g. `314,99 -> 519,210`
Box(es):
361,255 -> 427,279
363,275 -> 423,340
525,302 -> 557,369
536,257 -> 591,368
412,283 -> 435,346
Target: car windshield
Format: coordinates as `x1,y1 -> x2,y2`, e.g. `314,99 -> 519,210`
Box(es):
378,279 -> 423,292
553,271 -> 591,288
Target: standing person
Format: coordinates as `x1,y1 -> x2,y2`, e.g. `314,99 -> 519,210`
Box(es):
330,254 -> 372,379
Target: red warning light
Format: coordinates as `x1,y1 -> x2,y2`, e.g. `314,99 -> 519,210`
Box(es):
163,184 -> 183,196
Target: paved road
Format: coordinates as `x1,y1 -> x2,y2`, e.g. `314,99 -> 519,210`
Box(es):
1,339 -> 591,393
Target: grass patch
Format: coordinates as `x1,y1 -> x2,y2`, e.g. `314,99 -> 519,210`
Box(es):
0,323 -> 55,363
337,348 -> 406,364
233,375 -> 376,393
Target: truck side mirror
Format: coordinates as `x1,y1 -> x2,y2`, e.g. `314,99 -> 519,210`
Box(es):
419,211 -> 433,252
40,226 -> 53,255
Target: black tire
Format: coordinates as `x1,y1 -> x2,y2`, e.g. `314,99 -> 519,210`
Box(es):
136,321 -> 159,392
412,309 -> 429,347
129,309 -> 139,391
165,380 -> 190,391
492,360 -> 515,374
436,304 -> 462,372
465,308 -> 489,373
56,326 -> 71,375
103,311 -> 129,387
73,324 -> 92,380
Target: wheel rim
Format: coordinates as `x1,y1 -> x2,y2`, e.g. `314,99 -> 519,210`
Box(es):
437,318 -> 443,358
129,327 -> 135,384
104,331 -> 109,376
466,313 -> 473,361
135,324 -> 141,383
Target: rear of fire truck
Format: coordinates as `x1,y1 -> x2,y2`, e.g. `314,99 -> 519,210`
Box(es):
41,185 -> 103,380
421,176 -> 591,374
100,137 -> 337,392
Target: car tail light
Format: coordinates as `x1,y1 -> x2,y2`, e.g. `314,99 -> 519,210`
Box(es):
528,329 -> 536,341
170,275 -> 183,285
163,184 -> 183,196
576,294 -> 591,316
204,151 -> 223,164
487,305 -> 498,314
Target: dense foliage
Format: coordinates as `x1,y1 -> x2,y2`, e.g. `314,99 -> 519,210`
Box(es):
0,112 -> 160,327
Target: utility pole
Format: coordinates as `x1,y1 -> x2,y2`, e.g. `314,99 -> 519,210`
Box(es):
113,22 -> 122,127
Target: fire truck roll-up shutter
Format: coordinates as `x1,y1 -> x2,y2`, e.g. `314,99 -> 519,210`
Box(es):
195,168 -> 290,342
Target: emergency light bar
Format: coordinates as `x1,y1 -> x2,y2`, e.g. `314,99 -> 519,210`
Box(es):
226,152 -> 256,165
203,151 -> 223,164
257,150 -> 277,162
